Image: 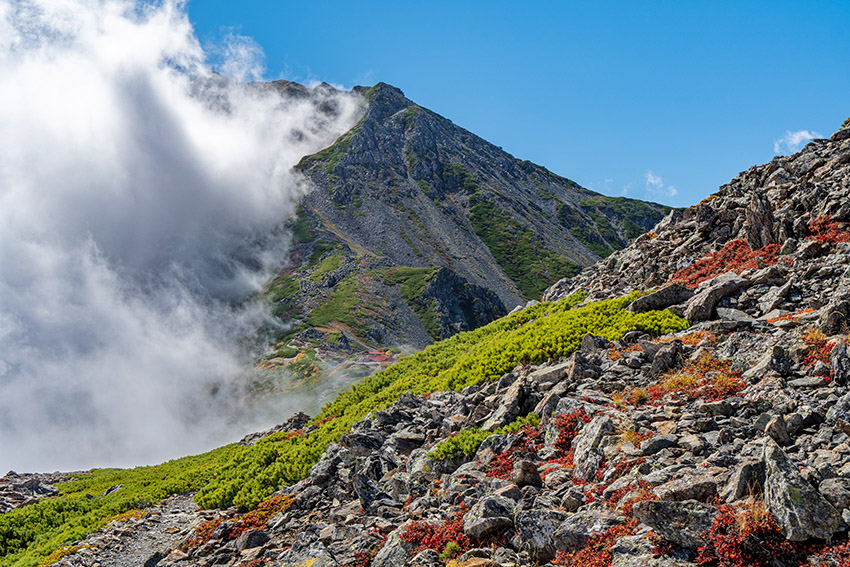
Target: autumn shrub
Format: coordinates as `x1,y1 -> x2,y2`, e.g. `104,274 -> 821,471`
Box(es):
486,422 -> 545,479
669,240 -> 782,288
766,307 -> 814,324
808,216 -> 850,245
399,507 -> 473,556
553,408 -> 593,457
694,500 -> 806,567
552,519 -> 638,566
801,328 -> 835,368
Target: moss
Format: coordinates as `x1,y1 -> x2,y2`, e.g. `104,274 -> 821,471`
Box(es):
305,278 -> 362,329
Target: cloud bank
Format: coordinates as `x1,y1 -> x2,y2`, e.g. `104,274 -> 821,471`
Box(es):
0,0 -> 361,472
774,129 -> 822,155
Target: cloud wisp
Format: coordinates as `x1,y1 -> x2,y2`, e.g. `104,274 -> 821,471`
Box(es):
773,129 -> 822,155
645,170 -> 678,199
0,0 -> 361,472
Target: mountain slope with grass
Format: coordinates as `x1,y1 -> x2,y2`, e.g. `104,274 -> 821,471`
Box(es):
253,82 -> 672,401
4,114 -> 850,567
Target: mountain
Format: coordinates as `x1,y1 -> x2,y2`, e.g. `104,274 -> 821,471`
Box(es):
5,110 -> 850,567
255,82 -> 671,390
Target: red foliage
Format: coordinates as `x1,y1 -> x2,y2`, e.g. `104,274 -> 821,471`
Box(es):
486,423 -> 545,480
399,506 -> 473,555
669,240 -> 782,289
808,216 -> 850,245
552,519 -> 638,566
801,331 -> 836,368
809,541 -> 850,566
612,457 -> 646,478
554,408 -> 593,456
184,494 -> 295,550
694,502 -> 806,567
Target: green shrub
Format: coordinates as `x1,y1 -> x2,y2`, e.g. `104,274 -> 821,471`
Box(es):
428,413 -> 541,461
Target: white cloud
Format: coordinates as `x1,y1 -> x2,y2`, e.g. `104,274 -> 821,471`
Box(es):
773,129 -> 822,155
0,0 -> 362,471
645,170 -> 678,198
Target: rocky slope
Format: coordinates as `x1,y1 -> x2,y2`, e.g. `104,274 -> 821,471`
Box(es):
19,121 -> 850,567
254,82 -> 671,394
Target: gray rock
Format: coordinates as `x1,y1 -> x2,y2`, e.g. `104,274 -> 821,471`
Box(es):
627,284 -> 694,313
236,529 -> 270,551
481,375 -> 527,431
553,510 -> 623,552
511,460 -> 542,488
719,460 -> 764,502
463,496 -> 516,540
408,549 -> 442,567
632,500 -> 719,549
573,415 -> 615,480
653,476 -> 717,502
371,523 -> 417,567
832,343 -> 850,386
764,415 -> 792,445
640,434 -> 679,456
742,345 -> 790,380
648,341 -> 682,378
820,478 -> 850,511
512,509 -> 568,562
762,437 -> 844,541
684,273 -> 748,322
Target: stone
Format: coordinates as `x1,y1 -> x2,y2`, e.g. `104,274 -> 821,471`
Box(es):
552,510 -> 623,552
236,529 -> 270,551
683,273 -> 748,322
463,496 -> 516,540
481,375 -> 527,431
820,477 -> 850,511
627,284 -> 694,313
719,460 -> 764,503
640,434 -> 679,456
742,345 -> 790,380
764,415 -> 792,445
648,342 -> 682,378
372,523 -> 417,567
762,437 -> 844,541
511,460 -> 542,488
572,415 -> 615,480
512,509 -> 568,562
633,500 -> 719,549
832,343 -> 850,386
653,476 -> 717,502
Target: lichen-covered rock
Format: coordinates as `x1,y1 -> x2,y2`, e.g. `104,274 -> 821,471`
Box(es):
632,500 -> 719,549
572,415 -> 615,480
762,437 -> 845,541
512,509 -> 568,562
552,509 -> 623,552
684,273 -> 748,322
463,495 -> 516,540
371,523 -> 417,567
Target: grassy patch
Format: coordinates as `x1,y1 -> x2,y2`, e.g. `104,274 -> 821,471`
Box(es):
470,196 -> 579,299
308,254 -> 343,282
428,413 -> 541,461
305,277 -> 361,328
383,267 -> 440,339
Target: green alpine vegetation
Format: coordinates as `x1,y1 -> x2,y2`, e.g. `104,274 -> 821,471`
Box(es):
428,413 -> 541,461
0,291 -> 688,567
469,195 -> 580,299
382,267 -> 440,339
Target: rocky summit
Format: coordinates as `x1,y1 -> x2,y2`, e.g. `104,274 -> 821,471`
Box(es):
4,119 -> 850,567
254,82 -> 671,397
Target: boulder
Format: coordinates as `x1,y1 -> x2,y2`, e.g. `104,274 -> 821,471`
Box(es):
552,510 -> 623,552
573,415 -> 615,481
627,284 -> 694,313
762,437 -> 844,541
683,273 -> 748,322
512,509 -> 568,562
633,500 -> 718,549
372,522 -> 417,567
463,496 -> 516,540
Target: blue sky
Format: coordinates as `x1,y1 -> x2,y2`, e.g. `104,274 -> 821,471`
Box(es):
188,1 -> 850,208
